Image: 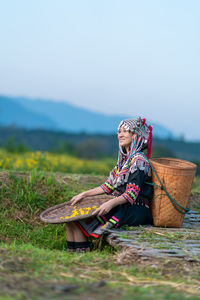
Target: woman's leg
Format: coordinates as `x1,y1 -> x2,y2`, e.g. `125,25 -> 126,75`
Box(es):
73,224 -> 90,252
73,224 -> 88,242
65,222 -> 75,242
65,223 -> 76,252
65,222 -> 90,252
65,222 -> 88,242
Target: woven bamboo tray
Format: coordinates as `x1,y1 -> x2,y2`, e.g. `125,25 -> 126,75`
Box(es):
150,157 -> 197,228
40,194 -> 113,224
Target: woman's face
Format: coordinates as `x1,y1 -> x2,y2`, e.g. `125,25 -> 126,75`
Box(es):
117,126 -> 134,148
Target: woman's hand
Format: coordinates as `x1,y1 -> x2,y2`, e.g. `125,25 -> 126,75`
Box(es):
92,200 -> 114,216
70,192 -> 86,206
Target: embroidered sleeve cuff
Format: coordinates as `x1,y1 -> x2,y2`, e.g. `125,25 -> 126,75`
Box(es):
122,183 -> 140,205
100,180 -> 115,195
122,192 -> 135,205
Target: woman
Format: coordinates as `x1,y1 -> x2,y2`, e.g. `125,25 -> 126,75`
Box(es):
65,117 -> 153,253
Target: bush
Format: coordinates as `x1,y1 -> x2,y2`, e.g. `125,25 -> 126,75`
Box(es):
5,135 -> 30,153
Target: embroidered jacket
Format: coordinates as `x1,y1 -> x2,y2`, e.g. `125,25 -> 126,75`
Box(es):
101,152 -> 153,206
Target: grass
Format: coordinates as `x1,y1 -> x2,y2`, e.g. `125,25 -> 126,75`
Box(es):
1,242 -> 200,300
0,169 -> 106,249
192,176 -> 200,194
0,169 -> 200,299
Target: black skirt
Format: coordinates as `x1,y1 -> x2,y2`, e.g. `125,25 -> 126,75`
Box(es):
76,196 -> 153,239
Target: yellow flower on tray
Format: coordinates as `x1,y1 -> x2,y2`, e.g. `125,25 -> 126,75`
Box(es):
59,205 -> 99,220
79,208 -> 85,215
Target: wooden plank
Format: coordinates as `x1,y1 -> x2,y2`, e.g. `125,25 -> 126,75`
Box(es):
105,210 -> 200,261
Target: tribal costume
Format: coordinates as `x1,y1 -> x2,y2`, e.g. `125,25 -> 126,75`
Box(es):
76,117 -> 154,238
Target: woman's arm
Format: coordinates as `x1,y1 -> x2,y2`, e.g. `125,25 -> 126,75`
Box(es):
109,195 -> 128,207
70,186 -> 105,205
83,186 -> 105,197
92,195 -> 128,216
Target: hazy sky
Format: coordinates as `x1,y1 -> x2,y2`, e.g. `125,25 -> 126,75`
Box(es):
0,0 -> 200,140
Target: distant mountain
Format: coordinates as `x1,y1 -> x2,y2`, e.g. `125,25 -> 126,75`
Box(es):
0,96 -> 57,129
0,95 -> 175,139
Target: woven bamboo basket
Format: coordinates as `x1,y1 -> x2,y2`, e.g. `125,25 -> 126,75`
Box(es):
150,157 -> 197,227
40,194 -> 113,224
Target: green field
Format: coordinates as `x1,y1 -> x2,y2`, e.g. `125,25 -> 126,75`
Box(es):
0,161 -> 200,299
